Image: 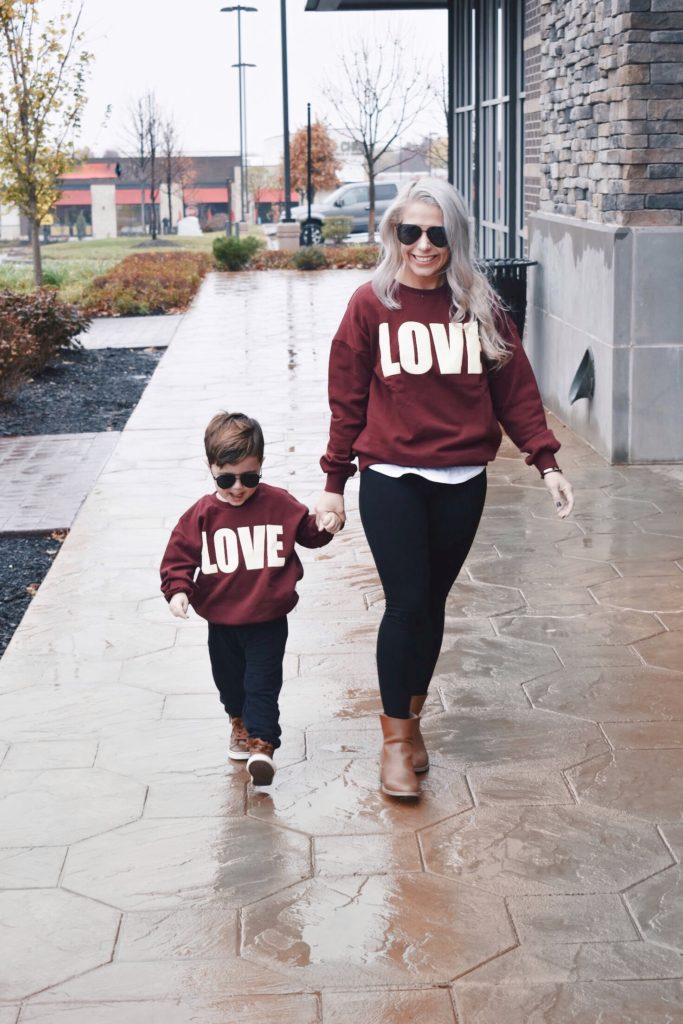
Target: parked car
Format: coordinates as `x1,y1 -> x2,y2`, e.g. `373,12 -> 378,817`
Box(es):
283,181 -> 400,244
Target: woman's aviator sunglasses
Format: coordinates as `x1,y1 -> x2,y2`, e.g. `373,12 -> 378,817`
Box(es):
397,223 -> 449,248
213,471 -> 262,489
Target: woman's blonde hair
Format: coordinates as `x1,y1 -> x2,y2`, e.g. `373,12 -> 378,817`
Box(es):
373,177 -> 510,366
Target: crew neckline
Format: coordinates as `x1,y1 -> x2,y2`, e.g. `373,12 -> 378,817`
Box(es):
395,279 -> 450,296
211,486 -> 262,509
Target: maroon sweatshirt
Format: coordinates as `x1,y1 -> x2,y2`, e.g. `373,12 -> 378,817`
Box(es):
160,484 -> 333,625
321,281 -> 560,494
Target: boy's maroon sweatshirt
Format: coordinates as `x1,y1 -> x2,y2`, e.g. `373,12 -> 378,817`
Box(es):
321,281 -> 560,494
160,483 -> 332,625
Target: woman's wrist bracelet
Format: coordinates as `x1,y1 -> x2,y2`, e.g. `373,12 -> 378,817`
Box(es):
542,467 -> 562,477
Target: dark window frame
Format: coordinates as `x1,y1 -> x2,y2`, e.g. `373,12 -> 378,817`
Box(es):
452,0 -> 525,258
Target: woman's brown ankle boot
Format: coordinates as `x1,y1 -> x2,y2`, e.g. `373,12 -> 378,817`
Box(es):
379,713 -> 420,798
409,694 -> 430,773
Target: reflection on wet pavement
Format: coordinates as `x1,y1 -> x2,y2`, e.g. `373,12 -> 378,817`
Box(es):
1,271 -> 681,1021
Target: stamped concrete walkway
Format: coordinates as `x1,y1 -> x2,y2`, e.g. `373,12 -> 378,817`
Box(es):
0,271 -> 682,1023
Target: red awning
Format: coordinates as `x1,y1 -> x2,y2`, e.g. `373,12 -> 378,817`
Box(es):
55,189 -> 91,205
116,189 -> 155,205
62,163 -> 118,180
183,187 -> 230,203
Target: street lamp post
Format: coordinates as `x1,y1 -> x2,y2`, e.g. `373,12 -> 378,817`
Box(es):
304,101 -> 313,245
232,59 -> 256,224
220,5 -> 257,234
280,0 -> 292,224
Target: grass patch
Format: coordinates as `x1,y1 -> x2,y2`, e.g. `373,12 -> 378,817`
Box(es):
44,234 -> 219,263
0,231 -> 374,314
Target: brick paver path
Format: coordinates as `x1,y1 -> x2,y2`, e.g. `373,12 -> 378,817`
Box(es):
79,314 -> 183,350
0,271 -> 681,1022
0,433 -> 119,532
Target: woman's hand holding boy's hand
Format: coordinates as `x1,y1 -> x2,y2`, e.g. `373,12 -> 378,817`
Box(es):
543,471 -> 574,519
169,593 -> 190,619
315,492 -> 346,532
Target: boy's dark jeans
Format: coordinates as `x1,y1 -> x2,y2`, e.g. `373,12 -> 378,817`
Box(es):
207,617 -> 288,749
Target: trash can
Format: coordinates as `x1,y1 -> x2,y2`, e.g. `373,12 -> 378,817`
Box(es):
480,258 -> 537,340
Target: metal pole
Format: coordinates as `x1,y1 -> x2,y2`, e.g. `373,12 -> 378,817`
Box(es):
447,0 -> 455,185
236,8 -> 244,232
306,102 -> 312,244
280,0 -> 292,222
243,65 -> 251,222
221,7 -> 257,236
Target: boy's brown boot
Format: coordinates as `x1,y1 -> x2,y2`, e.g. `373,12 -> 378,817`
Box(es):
247,738 -> 276,786
228,716 -> 250,761
379,714 -> 420,798
409,695 -> 430,773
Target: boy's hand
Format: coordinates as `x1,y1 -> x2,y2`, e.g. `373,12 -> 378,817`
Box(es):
169,593 -> 190,619
321,511 -> 343,534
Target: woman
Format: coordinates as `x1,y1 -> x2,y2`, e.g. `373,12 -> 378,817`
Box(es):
315,178 -> 573,799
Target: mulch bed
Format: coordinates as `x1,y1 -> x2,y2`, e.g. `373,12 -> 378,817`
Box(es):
0,533 -> 66,656
0,345 -> 164,656
0,346 -> 164,436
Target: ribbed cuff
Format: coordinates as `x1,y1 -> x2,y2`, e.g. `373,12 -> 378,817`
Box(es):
324,473 -> 348,495
533,451 -> 560,476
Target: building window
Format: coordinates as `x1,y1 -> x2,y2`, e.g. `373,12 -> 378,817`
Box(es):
453,0 -> 525,258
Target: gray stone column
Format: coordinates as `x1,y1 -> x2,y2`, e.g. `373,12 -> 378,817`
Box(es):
524,0 -> 683,463
90,184 -> 117,239
528,212 -> 683,463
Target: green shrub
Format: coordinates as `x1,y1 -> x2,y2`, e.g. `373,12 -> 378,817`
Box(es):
321,217 -> 353,244
80,251 -> 212,316
212,235 -> 263,271
290,246 -> 329,270
41,266 -> 68,287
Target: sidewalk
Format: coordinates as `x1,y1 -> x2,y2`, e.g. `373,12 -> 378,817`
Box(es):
0,270 -> 681,1023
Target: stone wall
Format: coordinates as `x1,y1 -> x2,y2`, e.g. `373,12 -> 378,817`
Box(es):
528,214 -> 683,463
537,0 -> 683,226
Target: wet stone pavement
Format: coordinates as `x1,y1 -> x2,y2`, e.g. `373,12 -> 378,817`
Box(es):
0,270 -> 682,1022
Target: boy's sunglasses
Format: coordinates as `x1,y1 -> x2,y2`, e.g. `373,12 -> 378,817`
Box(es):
213,471 -> 262,489
397,223 -> 449,248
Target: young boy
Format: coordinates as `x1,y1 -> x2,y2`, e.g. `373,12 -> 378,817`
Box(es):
160,412 -> 340,786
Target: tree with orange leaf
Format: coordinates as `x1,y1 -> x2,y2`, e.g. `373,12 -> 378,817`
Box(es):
288,120 -> 341,202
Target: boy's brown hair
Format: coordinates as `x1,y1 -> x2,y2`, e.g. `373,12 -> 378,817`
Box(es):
204,412 -> 264,466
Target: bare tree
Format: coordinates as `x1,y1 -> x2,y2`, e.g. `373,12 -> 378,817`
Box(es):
430,58 -> 450,136
324,35 -> 429,242
160,116 -> 193,232
127,91 -> 162,239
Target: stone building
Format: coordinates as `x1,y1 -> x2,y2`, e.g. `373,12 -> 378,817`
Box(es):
307,0 -> 683,463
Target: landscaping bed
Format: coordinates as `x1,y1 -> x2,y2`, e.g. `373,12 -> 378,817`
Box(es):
0,346 -> 163,436
0,532 -> 66,656
80,250 -> 212,316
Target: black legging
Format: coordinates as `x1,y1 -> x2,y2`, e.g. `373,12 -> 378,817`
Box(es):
359,467 -> 487,718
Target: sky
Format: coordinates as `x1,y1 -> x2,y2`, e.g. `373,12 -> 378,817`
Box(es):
40,0 -> 448,162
